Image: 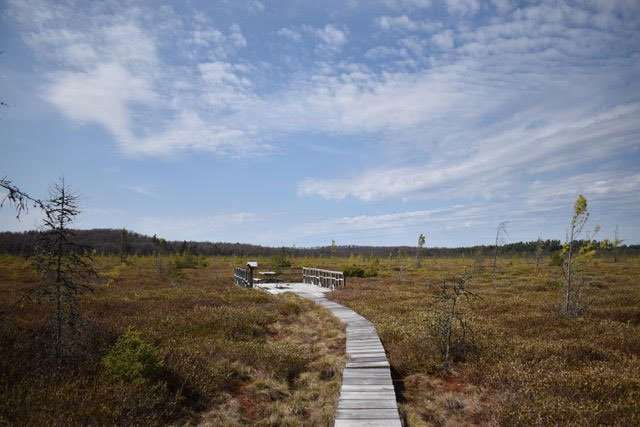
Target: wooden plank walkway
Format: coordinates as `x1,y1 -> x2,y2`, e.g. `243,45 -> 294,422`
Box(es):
256,282 -> 402,427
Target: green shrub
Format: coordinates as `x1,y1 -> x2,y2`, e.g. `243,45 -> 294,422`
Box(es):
343,264 -> 378,278
343,265 -> 365,278
272,254 -> 292,273
364,265 -> 379,278
549,251 -> 563,267
102,328 -> 163,384
174,254 -> 207,269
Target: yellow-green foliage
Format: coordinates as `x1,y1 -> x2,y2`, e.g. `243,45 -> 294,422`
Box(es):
102,327 -> 163,384
173,253 -> 208,269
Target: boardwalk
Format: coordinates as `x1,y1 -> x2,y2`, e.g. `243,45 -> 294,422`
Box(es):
256,282 -> 402,427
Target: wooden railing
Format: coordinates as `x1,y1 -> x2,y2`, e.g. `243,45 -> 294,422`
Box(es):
302,267 -> 345,289
234,267 -> 252,288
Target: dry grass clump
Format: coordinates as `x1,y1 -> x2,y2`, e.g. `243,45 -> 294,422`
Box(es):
0,255 -> 344,426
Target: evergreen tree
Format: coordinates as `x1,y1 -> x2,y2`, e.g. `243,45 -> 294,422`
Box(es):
31,179 -> 96,362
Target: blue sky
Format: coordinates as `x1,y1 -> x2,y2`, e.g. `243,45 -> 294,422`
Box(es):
1,0 -> 639,247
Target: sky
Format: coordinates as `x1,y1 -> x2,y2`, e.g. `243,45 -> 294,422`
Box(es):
1,0 -> 639,247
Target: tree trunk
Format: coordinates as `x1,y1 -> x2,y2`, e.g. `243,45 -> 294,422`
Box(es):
564,223 -> 575,315
55,185 -> 65,362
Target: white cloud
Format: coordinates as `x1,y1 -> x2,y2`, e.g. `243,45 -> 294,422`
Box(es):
190,28 -> 225,47
431,30 -> 455,49
128,110 -> 256,156
9,0 -> 640,180
247,0 -> 265,13
365,45 -> 409,59
298,104 -> 640,200
46,62 -> 158,144
229,24 -> 247,48
198,61 -> 255,110
446,0 -> 481,16
491,0 -> 512,15
189,21 -> 247,57
375,15 -> 441,32
277,27 -> 302,42
381,0 -> 432,10
295,169 -> 640,244
307,24 -> 348,50
125,185 -> 158,198
278,24 -> 348,51
10,0 -> 258,157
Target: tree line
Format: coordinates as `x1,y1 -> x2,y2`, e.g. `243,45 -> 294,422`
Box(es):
1,228 -> 637,258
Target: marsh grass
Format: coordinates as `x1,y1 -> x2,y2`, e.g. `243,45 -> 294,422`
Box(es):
328,255 -> 640,425
0,255 -> 344,426
2,253 -> 638,425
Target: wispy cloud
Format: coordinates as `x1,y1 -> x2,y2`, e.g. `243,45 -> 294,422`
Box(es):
375,15 -> 441,32
9,0 -> 257,157
125,185 -> 159,198
299,104 -> 640,200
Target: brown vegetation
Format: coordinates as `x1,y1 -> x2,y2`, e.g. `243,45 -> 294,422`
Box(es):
2,252 -> 639,426
0,255 -> 344,426
328,255 -> 640,425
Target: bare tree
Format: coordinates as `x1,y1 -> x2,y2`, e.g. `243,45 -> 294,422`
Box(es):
1,177 -> 47,218
397,248 -> 406,283
601,225 -> 624,263
31,179 -> 97,362
613,225 -> 622,263
492,221 -> 508,281
534,237 -> 544,275
152,234 -> 164,272
416,233 -> 426,267
120,228 -> 129,263
430,272 -> 480,372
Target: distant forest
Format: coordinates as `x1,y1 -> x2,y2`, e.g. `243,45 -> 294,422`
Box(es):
1,229 -> 638,258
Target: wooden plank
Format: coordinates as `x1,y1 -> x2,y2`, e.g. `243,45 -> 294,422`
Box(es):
343,369 -> 390,376
342,378 -> 393,386
340,391 -> 397,400
338,399 -> 398,409
336,409 -> 401,419
346,363 -> 391,369
341,385 -> 395,392
347,353 -> 387,358
335,420 -> 402,427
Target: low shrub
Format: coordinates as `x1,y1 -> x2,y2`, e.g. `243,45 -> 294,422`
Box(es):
272,254 -> 292,272
364,265 -> 379,277
343,265 -> 365,278
549,251 -> 564,267
102,328 -> 163,384
343,264 -> 378,278
174,254 -> 207,269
